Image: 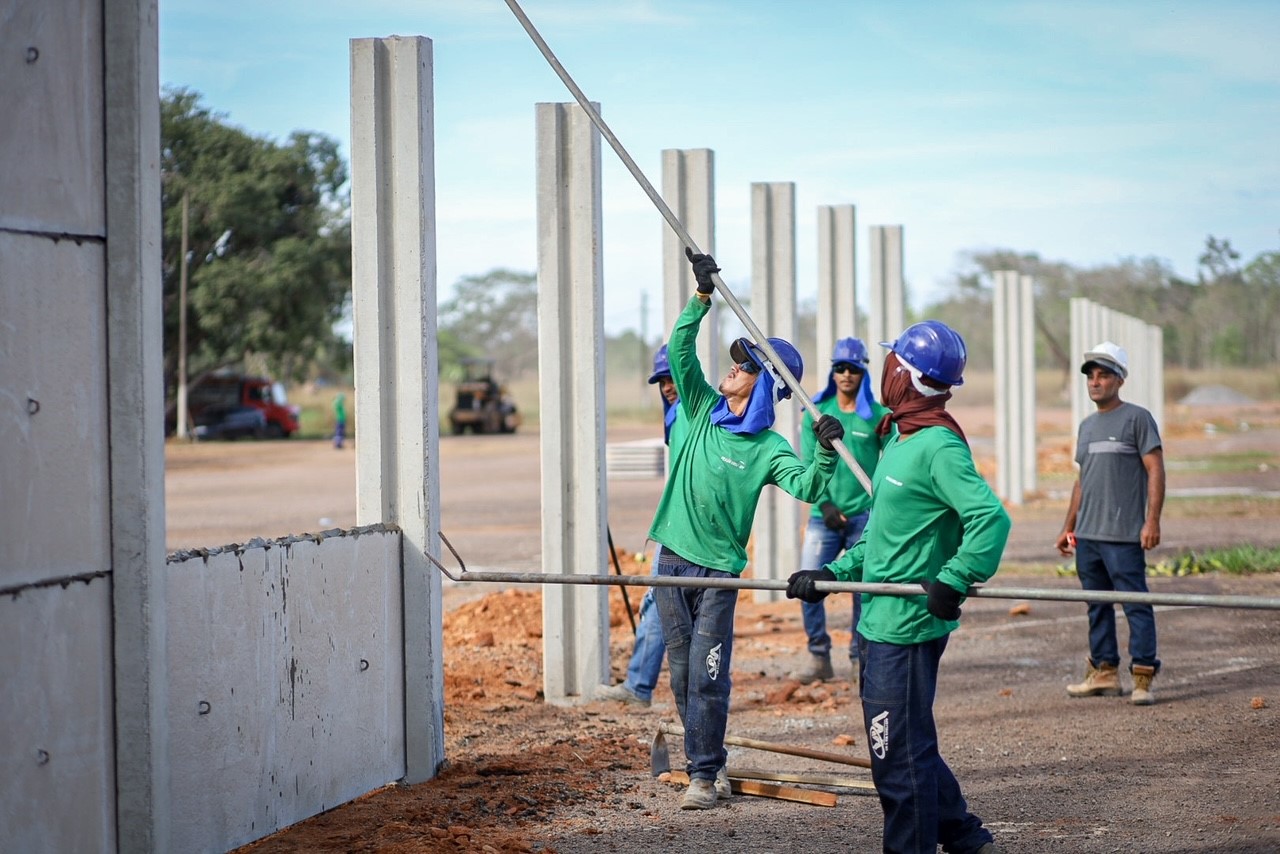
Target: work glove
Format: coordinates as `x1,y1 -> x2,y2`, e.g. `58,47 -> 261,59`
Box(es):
684,246 -> 720,294
921,580 -> 964,621
786,567 -> 835,603
813,414 -> 845,451
818,501 -> 846,532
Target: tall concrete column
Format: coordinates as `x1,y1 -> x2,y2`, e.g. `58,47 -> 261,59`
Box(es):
750,182 -> 798,603
868,225 -> 906,382
350,36 -> 442,783
536,102 -> 609,702
816,204 -> 857,367
106,0 -> 169,849
993,271 -> 1037,505
661,149 -> 716,375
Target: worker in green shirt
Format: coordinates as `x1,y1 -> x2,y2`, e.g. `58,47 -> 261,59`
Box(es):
791,337 -> 892,685
651,248 -> 845,811
787,320 -> 1009,854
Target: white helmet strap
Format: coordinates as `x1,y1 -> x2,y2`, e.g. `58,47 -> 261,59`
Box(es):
901,362 -> 948,398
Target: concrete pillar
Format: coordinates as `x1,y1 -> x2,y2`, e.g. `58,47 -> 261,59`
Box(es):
868,225 -> 906,382
993,272 -> 1037,505
350,36 -> 443,784
106,0 -> 168,849
661,149 -> 717,377
750,182 -> 798,603
536,102 -> 609,702
816,204 -> 857,367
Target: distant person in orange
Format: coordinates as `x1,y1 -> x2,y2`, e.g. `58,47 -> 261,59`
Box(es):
1056,342 -> 1165,705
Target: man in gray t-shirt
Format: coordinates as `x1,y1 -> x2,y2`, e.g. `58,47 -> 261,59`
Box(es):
1055,341 -> 1166,705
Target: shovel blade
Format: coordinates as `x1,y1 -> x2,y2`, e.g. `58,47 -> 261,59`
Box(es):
650,728 -> 671,776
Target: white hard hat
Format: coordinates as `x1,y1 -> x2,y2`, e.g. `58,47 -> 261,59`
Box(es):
1081,341 -> 1128,380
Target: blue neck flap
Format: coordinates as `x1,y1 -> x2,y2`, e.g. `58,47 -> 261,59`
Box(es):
709,372 -> 778,435
813,368 -> 876,420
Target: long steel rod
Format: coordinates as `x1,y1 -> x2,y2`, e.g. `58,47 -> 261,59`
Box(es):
444,568 -> 1280,611
502,0 -> 872,497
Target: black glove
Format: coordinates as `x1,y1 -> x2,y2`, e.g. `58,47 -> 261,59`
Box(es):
922,580 -> 964,620
818,501 -> 846,532
813,414 -> 845,451
786,567 -> 835,603
685,246 -> 720,294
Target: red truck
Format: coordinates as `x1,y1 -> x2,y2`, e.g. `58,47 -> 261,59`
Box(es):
174,374 -> 301,438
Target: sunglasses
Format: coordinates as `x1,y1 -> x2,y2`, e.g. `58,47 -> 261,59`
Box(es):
737,360 -> 761,375
832,362 -> 863,375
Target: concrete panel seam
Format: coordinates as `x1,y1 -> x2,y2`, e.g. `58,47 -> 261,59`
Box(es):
0,570 -> 111,599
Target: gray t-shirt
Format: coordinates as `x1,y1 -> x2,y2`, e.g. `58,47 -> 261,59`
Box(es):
1074,402 -> 1162,543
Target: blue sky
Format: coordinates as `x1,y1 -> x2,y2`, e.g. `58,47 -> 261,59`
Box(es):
161,0 -> 1280,337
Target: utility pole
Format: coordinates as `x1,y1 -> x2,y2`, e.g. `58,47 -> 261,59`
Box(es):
176,190 -> 190,439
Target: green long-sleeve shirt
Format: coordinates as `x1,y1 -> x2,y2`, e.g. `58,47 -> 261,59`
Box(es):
800,396 -> 891,517
826,425 -> 1010,644
648,298 -> 838,573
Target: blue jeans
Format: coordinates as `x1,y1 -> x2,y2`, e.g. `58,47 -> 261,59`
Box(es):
859,634 -> 993,854
622,565 -> 667,701
654,549 -> 735,782
1075,538 -> 1160,671
800,510 -> 869,659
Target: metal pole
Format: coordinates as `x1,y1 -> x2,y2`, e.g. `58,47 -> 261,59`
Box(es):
440,567 -> 1280,611
502,0 -> 872,497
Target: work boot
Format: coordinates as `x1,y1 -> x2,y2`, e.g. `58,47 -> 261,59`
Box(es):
680,778 -> 718,810
1067,659 -> 1121,697
597,682 -> 650,707
714,766 -> 732,800
790,653 -> 835,684
1131,665 -> 1157,705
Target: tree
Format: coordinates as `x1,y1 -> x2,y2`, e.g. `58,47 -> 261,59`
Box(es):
438,269 -> 539,381
161,88 -> 351,391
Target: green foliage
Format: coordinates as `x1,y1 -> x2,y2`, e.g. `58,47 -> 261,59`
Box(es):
929,236 -> 1280,375
1057,545 -> 1280,578
437,269 -> 538,381
161,88 -> 351,388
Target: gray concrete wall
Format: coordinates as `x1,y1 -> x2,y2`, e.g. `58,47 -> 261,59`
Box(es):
164,530 -> 405,853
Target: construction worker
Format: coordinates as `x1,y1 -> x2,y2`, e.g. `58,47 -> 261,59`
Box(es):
791,337 -> 892,685
1056,341 -> 1165,705
598,345 -> 684,707
787,320 -> 1008,854
651,247 -> 844,810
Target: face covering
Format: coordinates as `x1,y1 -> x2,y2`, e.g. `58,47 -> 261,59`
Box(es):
876,351 -> 968,444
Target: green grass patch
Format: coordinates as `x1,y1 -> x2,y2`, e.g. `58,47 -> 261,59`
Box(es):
1167,451 -> 1278,474
1052,544 -> 1280,579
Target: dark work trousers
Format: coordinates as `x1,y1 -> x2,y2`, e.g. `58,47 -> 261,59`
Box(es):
653,549 -> 734,782
859,634 -> 993,854
1075,537 -> 1160,671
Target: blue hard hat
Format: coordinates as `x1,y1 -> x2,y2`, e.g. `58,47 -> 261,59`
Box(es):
881,321 -> 966,387
647,344 -> 671,384
831,337 -> 870,367
730,336 -> 804,400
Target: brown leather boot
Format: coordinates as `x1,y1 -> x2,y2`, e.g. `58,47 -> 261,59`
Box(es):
1131,665 -> 1157,705
1067,659 -> 1121,697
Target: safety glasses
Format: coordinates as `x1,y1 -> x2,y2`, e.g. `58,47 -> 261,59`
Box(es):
832,362 -> 863,375
737,360 -> 761,375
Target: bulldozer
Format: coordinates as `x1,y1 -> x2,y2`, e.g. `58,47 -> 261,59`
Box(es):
448,357 -> 521,435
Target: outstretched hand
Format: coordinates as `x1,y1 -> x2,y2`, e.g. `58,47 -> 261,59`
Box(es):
685,246 -> 720,295
813,414 -> 845,451
786,567 -> 835,603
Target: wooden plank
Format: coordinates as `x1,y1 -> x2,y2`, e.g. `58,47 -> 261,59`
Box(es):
729,766 -> 877,793
664,770 -> 838,807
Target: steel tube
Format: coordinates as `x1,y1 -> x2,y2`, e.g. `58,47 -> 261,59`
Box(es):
448,568 -> 1280,611
502,0 -> 872,497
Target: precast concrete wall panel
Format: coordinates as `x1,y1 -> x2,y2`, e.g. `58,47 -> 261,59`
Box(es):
661,149 -> 717,377
0,0 -> 105,234
0,578 -> 115,853
0,233 -> 109,587
867,226 -> 905,383
164,531 -> 405,853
